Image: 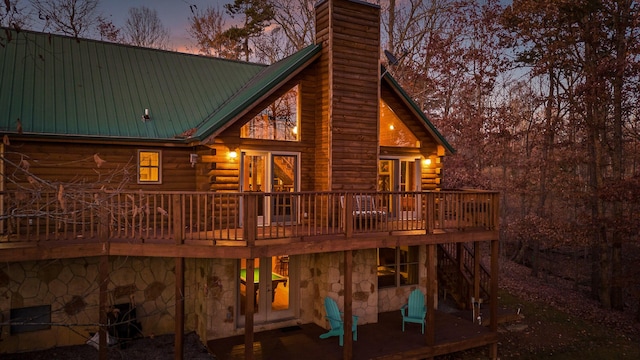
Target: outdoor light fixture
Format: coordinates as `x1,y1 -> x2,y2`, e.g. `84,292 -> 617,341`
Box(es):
389,124 -> 395,130
228,150 -> 238,160
424,158 -> 432,166
142,108 -> 150,121
190,153 -> 198,167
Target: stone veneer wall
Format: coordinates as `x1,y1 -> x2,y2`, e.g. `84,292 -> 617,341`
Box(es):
196,258 -> 238,341
312,250 -> 379,329
0,256 -> 198,353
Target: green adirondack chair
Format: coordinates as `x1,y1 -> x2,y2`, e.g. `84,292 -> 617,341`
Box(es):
400,288 -> 427,334
319,297 -> 358,346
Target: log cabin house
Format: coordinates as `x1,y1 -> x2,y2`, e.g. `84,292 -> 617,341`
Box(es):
0,0 -> 500,359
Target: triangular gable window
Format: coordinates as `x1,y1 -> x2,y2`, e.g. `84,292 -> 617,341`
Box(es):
380,100 -> 419,147
241,85 -> 299,141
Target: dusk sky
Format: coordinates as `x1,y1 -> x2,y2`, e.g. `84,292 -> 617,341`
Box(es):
98,0 -> 230,52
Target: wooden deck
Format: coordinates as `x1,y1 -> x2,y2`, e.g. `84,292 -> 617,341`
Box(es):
0,189 -> 500,262
208,311 -> 497,360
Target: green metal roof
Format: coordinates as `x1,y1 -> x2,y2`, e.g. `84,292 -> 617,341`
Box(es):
382,68 -> 456,154
0,28 -> 319,143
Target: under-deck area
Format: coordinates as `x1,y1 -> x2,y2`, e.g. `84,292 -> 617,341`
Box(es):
208,310 -> 497,360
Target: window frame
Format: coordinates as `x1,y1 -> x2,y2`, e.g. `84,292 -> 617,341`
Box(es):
10,304 -> 51,334
377,246 -> 420,288
240,84 -> 300,142
137,149 -> 162,184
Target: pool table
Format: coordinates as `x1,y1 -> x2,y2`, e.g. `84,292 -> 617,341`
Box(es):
240,268 -> 288,303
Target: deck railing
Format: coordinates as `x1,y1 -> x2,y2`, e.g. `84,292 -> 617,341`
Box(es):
0,190 -> 499,245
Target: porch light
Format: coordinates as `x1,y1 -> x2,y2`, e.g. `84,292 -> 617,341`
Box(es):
389,124 -> 395,130
228,150 -> 238,160
423,158 -> 432,166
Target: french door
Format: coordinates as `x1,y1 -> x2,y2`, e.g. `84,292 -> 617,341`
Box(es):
378,158 -> 420,219
238,256 -> 296,325
241,151 -> 299,226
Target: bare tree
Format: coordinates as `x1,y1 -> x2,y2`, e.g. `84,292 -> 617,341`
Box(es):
96,15 -> 121,43
1,0 -> 32,29
268,0 -> 315,54
123,6 -> 170,49
30,0 -> 99,37
187,6 -> 226,56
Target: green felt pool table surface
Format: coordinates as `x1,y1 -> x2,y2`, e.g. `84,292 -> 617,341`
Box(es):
239,268 -> 287,284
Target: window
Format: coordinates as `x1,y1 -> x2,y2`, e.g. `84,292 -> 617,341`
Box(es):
10,305 -> 51,334
380,100 -> 419,147
377,246 -> 419,288
138,150 -> 161,184
241,85 -> 299,141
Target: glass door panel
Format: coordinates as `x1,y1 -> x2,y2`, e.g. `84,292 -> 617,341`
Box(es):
239,256 -> 293,326
242,153 -> 267,225
400,160 -> 418,220
271,154 -> 297,223
378,159 -> 393,214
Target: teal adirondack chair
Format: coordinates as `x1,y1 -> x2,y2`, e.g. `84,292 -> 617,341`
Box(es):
319,297 -> 358,346
400,289 -> 427,334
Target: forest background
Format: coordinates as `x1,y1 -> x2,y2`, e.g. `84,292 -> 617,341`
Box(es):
2,0 -> 640,331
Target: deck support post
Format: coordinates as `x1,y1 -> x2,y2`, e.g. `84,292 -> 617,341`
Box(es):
473,241 -> 481,309
98,254 -> 109,360
98,196 -> 109,360
244,259 -> 255,360
173,194 -> 185,360
425,243 -> 437,349
343,250 -> 353,359
175,257 -> 184,360
489,239 -> 499,359
243,193 -> 258,359
456,242 -> 464,305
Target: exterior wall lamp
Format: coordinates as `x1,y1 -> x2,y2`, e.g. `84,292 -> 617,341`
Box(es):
228,150 -> 238,160
190,153 -> 198,167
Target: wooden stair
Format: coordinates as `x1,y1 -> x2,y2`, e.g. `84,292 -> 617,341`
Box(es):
438,243 -> 491,310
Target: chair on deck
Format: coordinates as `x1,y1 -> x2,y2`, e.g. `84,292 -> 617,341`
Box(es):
401,288 -> 426,334
340,195 -> 386,228
319,297 -> 358,346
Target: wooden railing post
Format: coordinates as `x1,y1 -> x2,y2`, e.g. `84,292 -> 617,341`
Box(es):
426,192 -> 434,233
243,194 -> 257,246
344,194 -> 353,238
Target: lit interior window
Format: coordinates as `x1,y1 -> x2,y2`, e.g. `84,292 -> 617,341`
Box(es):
138,150 -> 161,183
241,85 -> 299,141
380,100 -> 419,147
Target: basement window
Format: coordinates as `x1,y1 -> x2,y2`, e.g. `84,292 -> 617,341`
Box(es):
10,305 -> 51,334
241,85 -> 299,141
138,150 -> 162,184
377,246 -> 419,288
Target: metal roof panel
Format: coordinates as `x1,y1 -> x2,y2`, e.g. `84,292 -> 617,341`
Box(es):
1,29 -> 265,141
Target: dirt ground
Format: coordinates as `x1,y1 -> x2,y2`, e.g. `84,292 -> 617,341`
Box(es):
2,331 -> 213,360
446,259 -> 640,359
